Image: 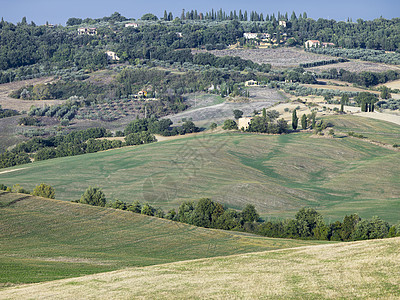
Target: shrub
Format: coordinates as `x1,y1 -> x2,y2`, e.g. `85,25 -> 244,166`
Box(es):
222,119 -> 238,130
32,183 -> 55,199
80,186 -> 106,207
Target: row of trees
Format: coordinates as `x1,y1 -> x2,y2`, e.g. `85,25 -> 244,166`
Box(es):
2,11 -> 400,75
73,186 -> 400,242
0,182 -> 55,199
318,68 -> 400,87
0,126 -> 156,168
125,117 -> 199,137
258,208 -> 399,241
4,181 -> 399,242
299,58 -> 348,68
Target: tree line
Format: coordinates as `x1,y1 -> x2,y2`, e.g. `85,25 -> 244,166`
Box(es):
3,182 -> 399,241
0,116 -> 201,169
2,11 -> 400,76
71,186 -> 400,242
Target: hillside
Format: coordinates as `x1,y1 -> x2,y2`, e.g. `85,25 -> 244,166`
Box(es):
0,192 -> 326,285
1,115 -> 399,222
1,237 -> 399,299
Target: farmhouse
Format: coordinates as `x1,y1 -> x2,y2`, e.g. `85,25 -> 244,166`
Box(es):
279,20 -> 287,27
137,90 -> 147,98
245,80 -> 259,87
238,117 -> 253,130
304,40 -> 321,48
322,42 -> 335,47
78,28 -> 97,35
243,33 -> 259,39
105,51 -> 120,61
125,23 -> 139,28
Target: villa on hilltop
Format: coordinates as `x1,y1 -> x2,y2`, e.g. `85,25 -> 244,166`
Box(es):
78,28 -> 97,35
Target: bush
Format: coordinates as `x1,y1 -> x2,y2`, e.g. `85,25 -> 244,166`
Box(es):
222,119 -> 238,130
80,186 -> 106,207
32,183 -> 55,199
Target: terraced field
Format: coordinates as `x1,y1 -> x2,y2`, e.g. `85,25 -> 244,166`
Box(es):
1,116 -> 399,222
0,193 -> 326,285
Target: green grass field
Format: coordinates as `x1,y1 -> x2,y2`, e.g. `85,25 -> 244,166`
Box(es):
0,193 -> 327,286
1,237 -> 399,299
1,122 -> 399,223
323,114 -> 400,145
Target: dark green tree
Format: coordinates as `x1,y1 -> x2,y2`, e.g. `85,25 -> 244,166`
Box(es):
292,109 -> 298,130
301,114 -> 307,129
233,109 -> 243,119
242,204 -> 259,222
341,214 -> 361,241
80,186 -> 106,207
380,86 -> 391,99
222,119 -> 238,130
32,183 -> 55,199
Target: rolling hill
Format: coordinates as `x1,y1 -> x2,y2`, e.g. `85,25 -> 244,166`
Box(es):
1,115 -> 399,223
0,192 -> 326,285
1,236 -> 399,299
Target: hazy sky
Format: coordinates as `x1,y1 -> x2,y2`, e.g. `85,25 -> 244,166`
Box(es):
1,0 -> 399,25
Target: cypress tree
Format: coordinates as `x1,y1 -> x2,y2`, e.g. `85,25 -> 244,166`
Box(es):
292,109 -> 298,130
301,114 -> 307,129
311,113 -> 316,129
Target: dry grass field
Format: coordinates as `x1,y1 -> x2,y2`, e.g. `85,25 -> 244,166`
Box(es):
1,237 -> 398,299
0,77 -> 63,112
0,192 -> 327,285
379,79 -> 400,90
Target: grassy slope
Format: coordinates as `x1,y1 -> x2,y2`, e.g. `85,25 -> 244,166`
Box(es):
1,237 -> 399,299
0,192 -> 326,285
0,118 -> 399,222
323,114 -> 400,145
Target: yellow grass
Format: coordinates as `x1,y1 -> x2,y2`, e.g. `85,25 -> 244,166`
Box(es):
380,79 -> 400,90
1,237 -> 399,299
0,77 -> 62,111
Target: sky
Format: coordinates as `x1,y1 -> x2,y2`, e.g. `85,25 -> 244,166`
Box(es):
1,0 -> 399,25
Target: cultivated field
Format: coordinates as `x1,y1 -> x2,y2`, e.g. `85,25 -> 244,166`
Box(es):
309,60 -> 400,73
323,114 -> 400,145
2,237 -> 398,299
197,48 -> 335,68
1,119 -> 399,222
0,192 -> 326,285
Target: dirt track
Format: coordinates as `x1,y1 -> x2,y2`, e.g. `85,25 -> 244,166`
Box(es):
0,77 -> 63,112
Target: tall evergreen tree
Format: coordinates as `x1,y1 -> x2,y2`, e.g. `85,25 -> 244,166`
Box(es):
301,114 -> 307,129
292,109 -> 298,130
